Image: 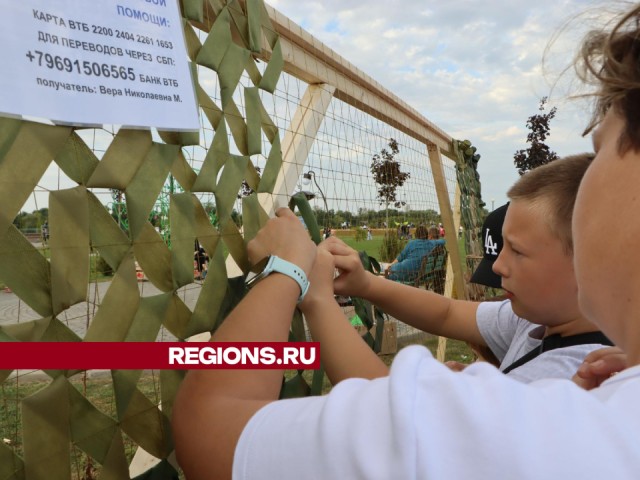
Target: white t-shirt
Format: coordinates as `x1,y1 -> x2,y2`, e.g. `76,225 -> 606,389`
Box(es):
476,300 -> 609,383
233,346 -> 640,480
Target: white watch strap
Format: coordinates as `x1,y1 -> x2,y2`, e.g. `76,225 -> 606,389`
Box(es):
266,256 -> 310,303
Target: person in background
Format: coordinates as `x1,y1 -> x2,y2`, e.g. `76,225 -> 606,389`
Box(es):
385,225 -> 444,283
194,240 -> 209,280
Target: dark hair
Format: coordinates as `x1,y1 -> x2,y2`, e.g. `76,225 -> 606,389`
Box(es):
576,4 -> 640,153
508,153 -> 594,252
415,225 -> 428,239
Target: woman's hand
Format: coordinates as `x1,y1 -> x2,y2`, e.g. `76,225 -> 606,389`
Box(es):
299,247 -> 336,312
572,346 -> 627,390
247,208 -> 316,276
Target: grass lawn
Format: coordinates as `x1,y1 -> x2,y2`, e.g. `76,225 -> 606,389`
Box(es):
341,233 -> 468,270
341,235 -> 385,260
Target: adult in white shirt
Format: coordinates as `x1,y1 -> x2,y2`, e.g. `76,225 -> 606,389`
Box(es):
172,6 -> 640,479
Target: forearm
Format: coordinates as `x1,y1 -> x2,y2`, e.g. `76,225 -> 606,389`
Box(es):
173,274 -> 299,480
362,273 -> 483,343
303,297 -> 389,383
186,274 -> 299,400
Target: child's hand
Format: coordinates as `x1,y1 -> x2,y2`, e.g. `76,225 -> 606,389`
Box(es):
322,237 -> 373,298
572,346 -> 627,390
444,361 -> 468,372
299,248 -> 335,312
247,208 -> 316,276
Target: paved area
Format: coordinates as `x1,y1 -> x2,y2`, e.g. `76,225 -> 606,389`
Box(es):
0,279 -> 205,342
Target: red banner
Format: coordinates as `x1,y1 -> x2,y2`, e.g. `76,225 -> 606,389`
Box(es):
0,342 -> 320,369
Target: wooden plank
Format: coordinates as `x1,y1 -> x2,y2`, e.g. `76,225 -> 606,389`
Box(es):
427,144 -> 467,302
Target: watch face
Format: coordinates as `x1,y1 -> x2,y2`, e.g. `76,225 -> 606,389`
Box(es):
245,256 -> 271,288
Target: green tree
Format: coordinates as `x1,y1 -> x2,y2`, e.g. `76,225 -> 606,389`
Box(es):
371,138 -> 410,260
514,97 -> 559,175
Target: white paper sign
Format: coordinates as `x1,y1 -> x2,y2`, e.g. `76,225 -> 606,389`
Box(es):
0,0 -> 199,131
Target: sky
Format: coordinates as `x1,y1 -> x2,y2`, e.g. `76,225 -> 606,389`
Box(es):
268,0 -> 617,209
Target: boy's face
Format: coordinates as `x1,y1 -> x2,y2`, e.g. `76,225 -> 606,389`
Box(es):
492,200 -> 580,326
573,110 -> 640,352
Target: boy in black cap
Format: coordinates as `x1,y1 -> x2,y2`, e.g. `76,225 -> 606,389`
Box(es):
470,202 -> 509,288
320,153 -> 611,383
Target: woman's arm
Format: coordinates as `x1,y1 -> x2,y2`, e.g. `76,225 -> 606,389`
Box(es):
300,246 -> 389,383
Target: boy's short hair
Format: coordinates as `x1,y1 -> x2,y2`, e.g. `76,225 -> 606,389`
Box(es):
576,5 -> 640,153
507,154 -> 594,252
427,226 -> 440,239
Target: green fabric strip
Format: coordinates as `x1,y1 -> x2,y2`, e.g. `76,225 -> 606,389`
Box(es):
0,117 -> 23,161
219,217 -> 249,273
124,294 -> 172,342
192,121 -> 228,192
196,82 -> 224,130
0,226 -> 52,317
0,441 -> 25,480
244,87 -> 262,155
86,129 -> 152,189
193,195 -> 220,255
98,434 -> 130,480
84,253 -> 139,342
245,55 -> 262,87
246,0 -> 262,53
186,243 -> 227,337
218,44 -> 251,109
181,0 -> 204,23
241,194 -> 268,244
214,154 -> 249,221
0,122 -> 70,237
170,150 -> 197,192
207,0 -> 225,16
119,388 -> 173,459
258,97 -> 278,143
22,376 -> 71,480
223,99 -> 249,155
182,19 -> 202,61
88,192 -> 131,271
195,6 -> 231,71
126,143 -> 178,240
160,369 -> 185,422
257,133 -> 281,193
112,369 -> 144,420
169,193 -> 199,289
0,317 -> 52,342
133,223 -> 174,292
49,187 -> 90,315
161,294 -> 192,340
227,1 -> 250,49
54,132 -> 100,185
289,193 -> 321,244
259,37 -> 284,94
67,382 -> 121,463
244,161 -> 261,193
211,275 -> 247,333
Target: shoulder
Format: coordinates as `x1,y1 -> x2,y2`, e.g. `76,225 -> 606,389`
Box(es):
508,344 -> 608,383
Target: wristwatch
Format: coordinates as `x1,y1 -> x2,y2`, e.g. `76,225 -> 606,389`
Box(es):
245,255 -> 310,303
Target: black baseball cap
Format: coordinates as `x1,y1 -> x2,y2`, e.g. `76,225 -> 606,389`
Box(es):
470,202 -> 509,288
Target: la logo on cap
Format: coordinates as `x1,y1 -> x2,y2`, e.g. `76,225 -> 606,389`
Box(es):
485,228 -> 498,256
